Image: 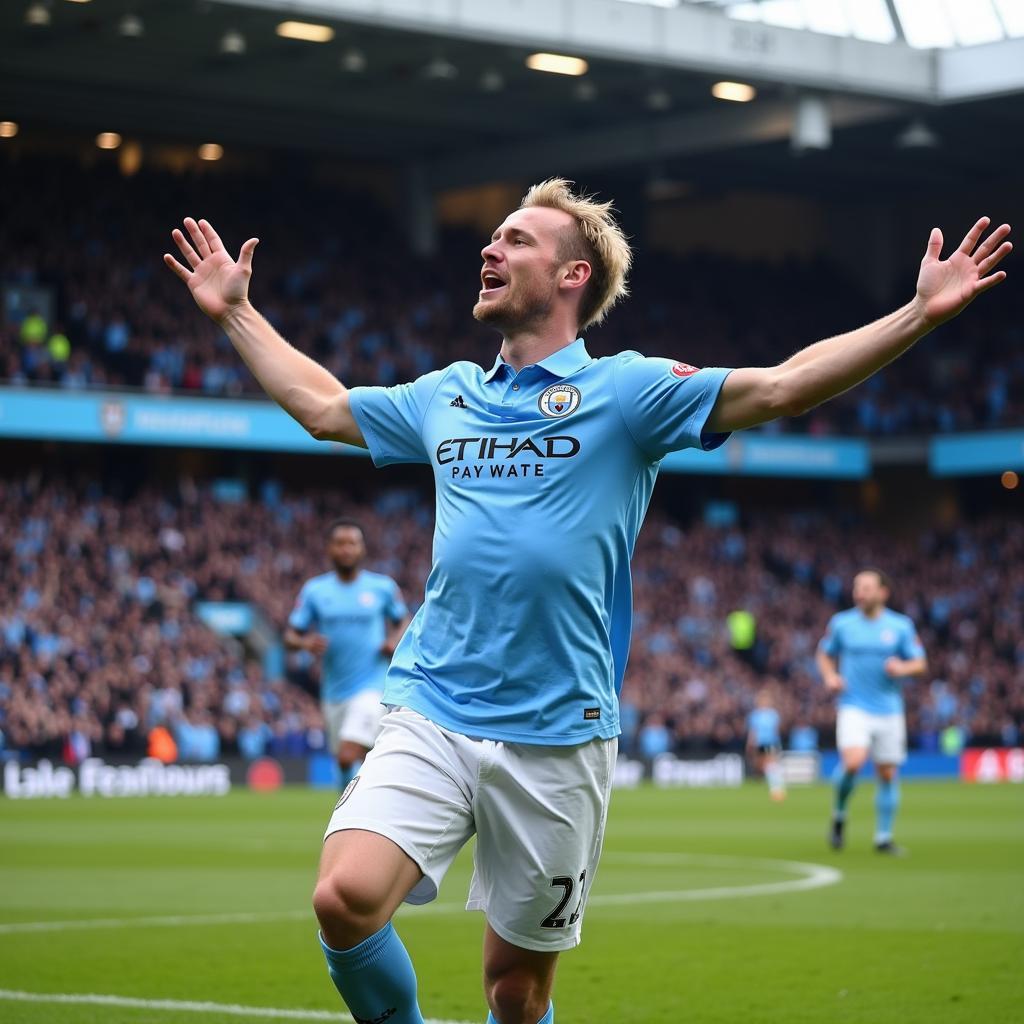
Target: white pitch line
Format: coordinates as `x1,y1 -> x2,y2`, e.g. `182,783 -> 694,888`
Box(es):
0,854 -> 841,936
0,909 -> 311,936
0,989 -> 473,1024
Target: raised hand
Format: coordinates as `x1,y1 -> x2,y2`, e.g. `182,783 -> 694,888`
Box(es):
915,217 -> 1012,328
163,217 -> 258,324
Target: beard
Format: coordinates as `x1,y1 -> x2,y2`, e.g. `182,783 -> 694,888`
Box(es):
473,279 -> 554,334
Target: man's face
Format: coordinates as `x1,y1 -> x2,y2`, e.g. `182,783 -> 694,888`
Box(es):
852,572 -> 888,612
473,206 -> 584,333
328,527 -> 365,572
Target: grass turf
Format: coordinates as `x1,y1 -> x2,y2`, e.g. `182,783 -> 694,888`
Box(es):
1,780 -> 1021,1023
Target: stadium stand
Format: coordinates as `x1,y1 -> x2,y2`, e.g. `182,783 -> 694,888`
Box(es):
2,156 -> 1022,437
1,471 -> 1020,762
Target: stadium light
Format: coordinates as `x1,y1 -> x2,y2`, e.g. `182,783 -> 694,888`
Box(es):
118,13 -> 144,37
1001,471 -> 1019,490
219,29 -> 246,56
424,56 -> 458,80
646,88 -> 672,111
96,132 -> 122,150
198,143 -> 224,161
24,2 -> 51,26
276,21 -> 334,43
895,118 -> 939,149
711,81 -> 756,103
0,121 -> 18,138
526,53 -> 589,77
339,48 -> 367,73
480,69 -> 504,92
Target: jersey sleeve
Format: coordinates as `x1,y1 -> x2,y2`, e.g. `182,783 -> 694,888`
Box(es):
288,582 -> 317,631
348,368 -> 448,466
612,354 -> 733,461
899,619 -> 926,660
819,615 -> 841,657
385,580 -> 408,622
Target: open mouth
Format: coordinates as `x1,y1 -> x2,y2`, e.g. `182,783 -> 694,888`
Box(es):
480,270 -> 507,293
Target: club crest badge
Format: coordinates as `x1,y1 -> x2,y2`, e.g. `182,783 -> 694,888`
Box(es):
670,362 -> 699,379
538,383 -> 581,418
334,775 -> 360,811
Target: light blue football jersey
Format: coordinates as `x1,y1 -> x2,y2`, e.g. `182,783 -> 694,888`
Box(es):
748,707 -> 781,747
819,607 -> 925,715
288,570 -> 407,703
349,338 -> 732,744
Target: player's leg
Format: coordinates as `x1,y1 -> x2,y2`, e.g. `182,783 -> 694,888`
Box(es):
322,699 -> 348,783
470,735 -> 616,1023
831,708 -> 869,848
313,707 -> 476,1023
483,927 -> 558,1024
762,747 -> 787,801
872,713 -> 907,854
314,829 -> 426,1024
336,688 -> 386,786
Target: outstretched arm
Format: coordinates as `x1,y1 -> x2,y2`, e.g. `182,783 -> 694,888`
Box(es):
164,218 -> 362,445
707,217 -> 1012,433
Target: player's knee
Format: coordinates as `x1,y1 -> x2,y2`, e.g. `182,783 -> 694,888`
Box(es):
485,968 -> 550,1024
312,870 -> 387,940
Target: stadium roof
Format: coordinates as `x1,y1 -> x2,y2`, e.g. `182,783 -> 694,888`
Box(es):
658,0 -> 1024,49
2,0 -> 1023,195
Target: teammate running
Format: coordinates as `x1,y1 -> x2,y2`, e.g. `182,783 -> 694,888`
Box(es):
817,569 -> 928,854
747,690 -> 786,802
165,184 -> 1009,1024
284,518 -> 409,787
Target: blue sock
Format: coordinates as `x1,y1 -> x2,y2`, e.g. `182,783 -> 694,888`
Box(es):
832,763 -> 857,819
875,777 -> 900,842
487,1004 -> 553,1024
319,924 -> 424,1024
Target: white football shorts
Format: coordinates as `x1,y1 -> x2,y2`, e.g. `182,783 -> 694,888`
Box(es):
324,706 -> 617,952
321,689 -> 386,755
836,705 -> 907,765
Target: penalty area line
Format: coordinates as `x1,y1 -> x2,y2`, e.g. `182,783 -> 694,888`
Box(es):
0,854 -> 842,936
0,989 -> 473,1024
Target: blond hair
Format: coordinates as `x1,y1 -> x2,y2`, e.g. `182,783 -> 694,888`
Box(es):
520,178 -> 632,330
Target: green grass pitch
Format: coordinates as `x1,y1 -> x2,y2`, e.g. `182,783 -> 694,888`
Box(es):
1,780 -> 1021,1023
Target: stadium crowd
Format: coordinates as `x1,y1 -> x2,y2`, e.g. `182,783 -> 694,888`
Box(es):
1,473 -> 1020,763
2,156 -> 1022,437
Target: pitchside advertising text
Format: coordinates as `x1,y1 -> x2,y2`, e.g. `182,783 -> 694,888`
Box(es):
3,750 -> 1020,798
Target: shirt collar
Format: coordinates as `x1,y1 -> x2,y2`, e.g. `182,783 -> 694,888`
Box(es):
483,338 -> 591,383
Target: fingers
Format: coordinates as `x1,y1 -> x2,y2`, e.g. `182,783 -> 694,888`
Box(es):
163,252 -> 191,283
974,270 -> 1008,295
973,223 -> 1011,264
924,227 -> 943,262
977,240 -> 1013,277
184,217 -> 211,258
198,218 -> 226,254
171,227 -> 200,269
957,216 -> 990,255
238,237 -> 259,272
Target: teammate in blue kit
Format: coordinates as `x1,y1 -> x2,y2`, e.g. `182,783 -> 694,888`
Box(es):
747,691 -> 786,802
284,518 -> 409,786
166,185 -> 1010,1023
817,569 -> 928,855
